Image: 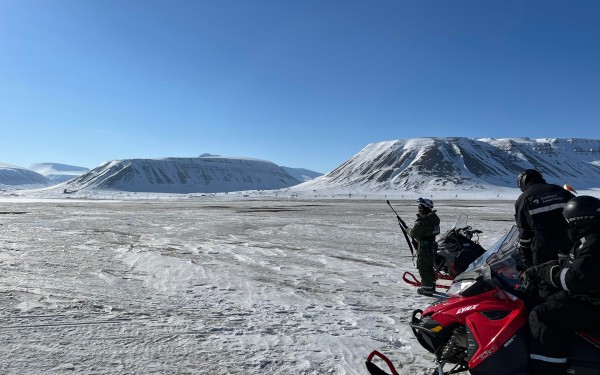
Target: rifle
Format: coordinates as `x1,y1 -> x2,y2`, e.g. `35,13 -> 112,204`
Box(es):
386,200 -> 418,257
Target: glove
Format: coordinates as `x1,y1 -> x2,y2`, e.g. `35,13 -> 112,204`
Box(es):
521,266 -> 541,285
518,245 -> 533,269
538,261 -> 560,287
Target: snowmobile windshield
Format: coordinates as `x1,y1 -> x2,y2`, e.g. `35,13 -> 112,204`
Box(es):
452,213 -> 468,231
439,213 -> 468,239
462,226 -> 520,282
446,226 -> 520,296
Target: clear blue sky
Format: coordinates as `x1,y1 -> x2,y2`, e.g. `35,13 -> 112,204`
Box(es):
1,1 -> 599,173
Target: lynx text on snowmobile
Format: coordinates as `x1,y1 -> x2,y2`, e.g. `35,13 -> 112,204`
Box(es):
367,226 -> 600,375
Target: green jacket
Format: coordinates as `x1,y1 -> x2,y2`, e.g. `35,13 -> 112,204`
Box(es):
408,211 -> 441,242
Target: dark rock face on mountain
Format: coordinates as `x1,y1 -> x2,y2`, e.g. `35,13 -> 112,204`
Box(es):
62,157 -> 300,193
300,138 -> 600,191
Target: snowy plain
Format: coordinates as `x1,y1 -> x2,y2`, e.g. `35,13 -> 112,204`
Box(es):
0,193 -> 525,375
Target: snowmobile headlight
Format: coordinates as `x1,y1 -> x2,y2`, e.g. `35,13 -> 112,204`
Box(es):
447,279 -> 477,296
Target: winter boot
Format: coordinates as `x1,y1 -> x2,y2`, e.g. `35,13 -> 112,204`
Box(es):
417,285 -> 434,296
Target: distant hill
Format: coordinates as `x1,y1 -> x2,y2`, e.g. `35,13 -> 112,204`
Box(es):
281,167 -> 322,182
0,163 -> 52,189
60,156 -> 301,193
29,163 -> 90,184
295,138 -> 600,192
196,155 -> 322,182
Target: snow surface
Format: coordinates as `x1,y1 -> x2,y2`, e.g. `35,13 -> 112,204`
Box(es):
0,194 -> 526,374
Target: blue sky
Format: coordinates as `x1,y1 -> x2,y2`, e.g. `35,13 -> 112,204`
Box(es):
1,1 -> 599,173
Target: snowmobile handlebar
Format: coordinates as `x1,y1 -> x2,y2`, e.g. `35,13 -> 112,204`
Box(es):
457,226 -> 481,234
452,226 -> 482,241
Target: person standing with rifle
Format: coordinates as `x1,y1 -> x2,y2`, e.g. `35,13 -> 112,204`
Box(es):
407,198 -> 441,296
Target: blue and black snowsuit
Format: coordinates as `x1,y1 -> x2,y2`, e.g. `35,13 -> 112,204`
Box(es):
514,180 -> 575,267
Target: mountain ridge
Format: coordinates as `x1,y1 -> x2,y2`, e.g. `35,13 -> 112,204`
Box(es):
60,156 -> 302,193
295,137 -> 600,192
1,138 -> 597,195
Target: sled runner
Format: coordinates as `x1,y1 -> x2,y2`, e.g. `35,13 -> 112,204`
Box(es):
365,351 -> 399,375
402,270 -> 452,290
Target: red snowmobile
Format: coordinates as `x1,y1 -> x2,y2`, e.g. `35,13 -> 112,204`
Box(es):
366,226 -> 600,375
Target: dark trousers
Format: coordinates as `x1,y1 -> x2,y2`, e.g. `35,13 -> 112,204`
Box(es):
417,240 -> 435,288
529,293 -> 600,374
532,244 -> 559,299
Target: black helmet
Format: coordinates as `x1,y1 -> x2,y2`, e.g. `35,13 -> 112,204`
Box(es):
517,169 -> 545,191
563,195 -> 600,239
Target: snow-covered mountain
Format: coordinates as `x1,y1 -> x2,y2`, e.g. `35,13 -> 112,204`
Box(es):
0,163 -> 52,189
29,163 -> 90,184
3,138 -> 598,195
60,156 -> 301,193
281,166 -> 323,182
296,138 -> 600,192
196,154 -> 322,182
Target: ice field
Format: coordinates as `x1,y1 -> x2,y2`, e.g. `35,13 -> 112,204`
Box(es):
0,198 -> 516,374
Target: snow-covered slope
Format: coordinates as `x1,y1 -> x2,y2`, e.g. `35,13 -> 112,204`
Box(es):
0,163 -> 52,189
295,138 -> 600,192
281,167 -> 323,182
29,163 -> 90,184
60,156 -> 301,193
